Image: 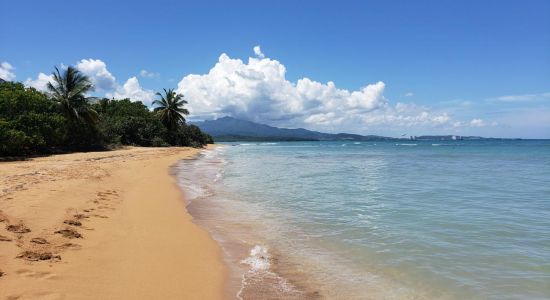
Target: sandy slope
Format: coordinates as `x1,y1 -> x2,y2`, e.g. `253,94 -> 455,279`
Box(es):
0,147 -> 226,300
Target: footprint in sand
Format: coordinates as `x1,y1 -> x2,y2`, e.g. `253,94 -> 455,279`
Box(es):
0,234 -> 13,242
54,228 -> 82,239
6,223 -> 31,234
57,242 -> 81,250
73,214 -> 89,220
98,206 -> 114,211
0,212 -> 7,222
91,214 -> 108,219
30,237 -> 48,244
63,219 -> 82,226
16,269 -> 58,280
16,251 -> 61,261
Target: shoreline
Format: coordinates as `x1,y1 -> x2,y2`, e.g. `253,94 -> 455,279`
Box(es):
0,147 -> 226,299
175,146 -> 324,300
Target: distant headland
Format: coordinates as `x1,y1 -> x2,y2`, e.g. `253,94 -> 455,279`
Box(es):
192,116 -> 523,142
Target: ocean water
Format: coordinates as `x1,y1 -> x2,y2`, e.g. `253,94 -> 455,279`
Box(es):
174,140 -> 550,299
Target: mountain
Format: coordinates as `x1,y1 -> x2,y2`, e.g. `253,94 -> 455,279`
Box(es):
191,117 -> 396,141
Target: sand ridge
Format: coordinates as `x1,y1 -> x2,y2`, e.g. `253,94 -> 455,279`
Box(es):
0,147 -> 226,300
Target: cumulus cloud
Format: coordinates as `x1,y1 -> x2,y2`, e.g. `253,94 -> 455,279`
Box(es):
253,45 -> 265,58
139,69 -> 160,78
24,73 -> 54,91
24,59 -> 154,105
75,59 -> 117,91
17,49 -> 494,135
106,77 -> 156,105
177,50 -> 387,126
404,92 -> 414,97
0,62 -> 16,81
176,47 -> 462,133
470,118 -> 486,127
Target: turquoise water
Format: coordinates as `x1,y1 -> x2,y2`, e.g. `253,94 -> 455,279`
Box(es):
176,140 -> 550,299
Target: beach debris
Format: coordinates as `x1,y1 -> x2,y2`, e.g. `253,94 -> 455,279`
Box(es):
55,228 -> 82,239
63,219 -> 82,226
6,223 -> 31,234
0,235 -> 12,242
30,237 -> 48,244
17,251 -> 60,261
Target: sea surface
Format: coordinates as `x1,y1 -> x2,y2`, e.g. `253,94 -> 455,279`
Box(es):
174,140 -> 550,300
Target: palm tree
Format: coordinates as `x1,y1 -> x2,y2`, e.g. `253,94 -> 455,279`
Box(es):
47,66 -> 98,125
152,88 -> 189,130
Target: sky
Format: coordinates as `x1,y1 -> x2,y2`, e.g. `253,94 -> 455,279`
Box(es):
1,0 -> 549,138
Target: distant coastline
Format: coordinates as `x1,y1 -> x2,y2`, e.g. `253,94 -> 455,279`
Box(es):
192,116 -> 530,142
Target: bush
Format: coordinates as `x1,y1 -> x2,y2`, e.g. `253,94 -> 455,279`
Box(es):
0,82 -> 69,155
92,99 -> 168,146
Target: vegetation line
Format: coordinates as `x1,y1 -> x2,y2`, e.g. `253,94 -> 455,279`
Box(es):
0,66 -> 213,157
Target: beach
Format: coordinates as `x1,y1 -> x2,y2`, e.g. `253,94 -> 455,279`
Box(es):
0,147 -> 226,300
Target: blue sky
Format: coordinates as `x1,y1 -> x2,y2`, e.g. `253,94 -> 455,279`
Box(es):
1,0 -> 549,138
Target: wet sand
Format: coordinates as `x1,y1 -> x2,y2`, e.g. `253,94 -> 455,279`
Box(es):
0,147 -> 226,300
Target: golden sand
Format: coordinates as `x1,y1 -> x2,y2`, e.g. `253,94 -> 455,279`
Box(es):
0,147 -> 226,300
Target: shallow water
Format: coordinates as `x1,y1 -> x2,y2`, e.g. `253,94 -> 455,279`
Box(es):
175,140 -> 550,299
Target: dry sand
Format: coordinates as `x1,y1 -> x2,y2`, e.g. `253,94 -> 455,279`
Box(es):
0,147 -> 226,300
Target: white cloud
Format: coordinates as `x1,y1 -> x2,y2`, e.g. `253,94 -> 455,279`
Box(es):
106,77 -> 155,105
177,50 -> 388,127
25,59 -> 155,105
253,45 -> 265,58
24,73 -> 54,91
139,69 -> 160,78
175,47 -> 471,133
0,62 -> 16,81
489,92 -> 550,102
404,92 -> 414,97
75,59 -> 117,91
470,118 -> 486,127
18,50 -> 498,135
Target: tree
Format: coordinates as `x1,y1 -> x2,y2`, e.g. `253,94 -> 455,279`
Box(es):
47,66 -> 98,125
0,81 -> 67,156
152,88 -> 189,131
92,98 -> 167,146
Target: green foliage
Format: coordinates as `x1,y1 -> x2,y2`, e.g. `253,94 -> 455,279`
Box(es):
152,88 -> 189,131
0,82 -> 68,156
181,124 -> 214,147
92,99 -> 167,146
48,66 -> 99,125
0,73 -> 212,157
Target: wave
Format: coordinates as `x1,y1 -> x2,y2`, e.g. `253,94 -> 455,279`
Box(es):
237,245 -> 301,300
241,245 -> 271,272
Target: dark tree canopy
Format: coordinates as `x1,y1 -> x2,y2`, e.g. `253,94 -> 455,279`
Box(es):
0,67 -> 213,157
